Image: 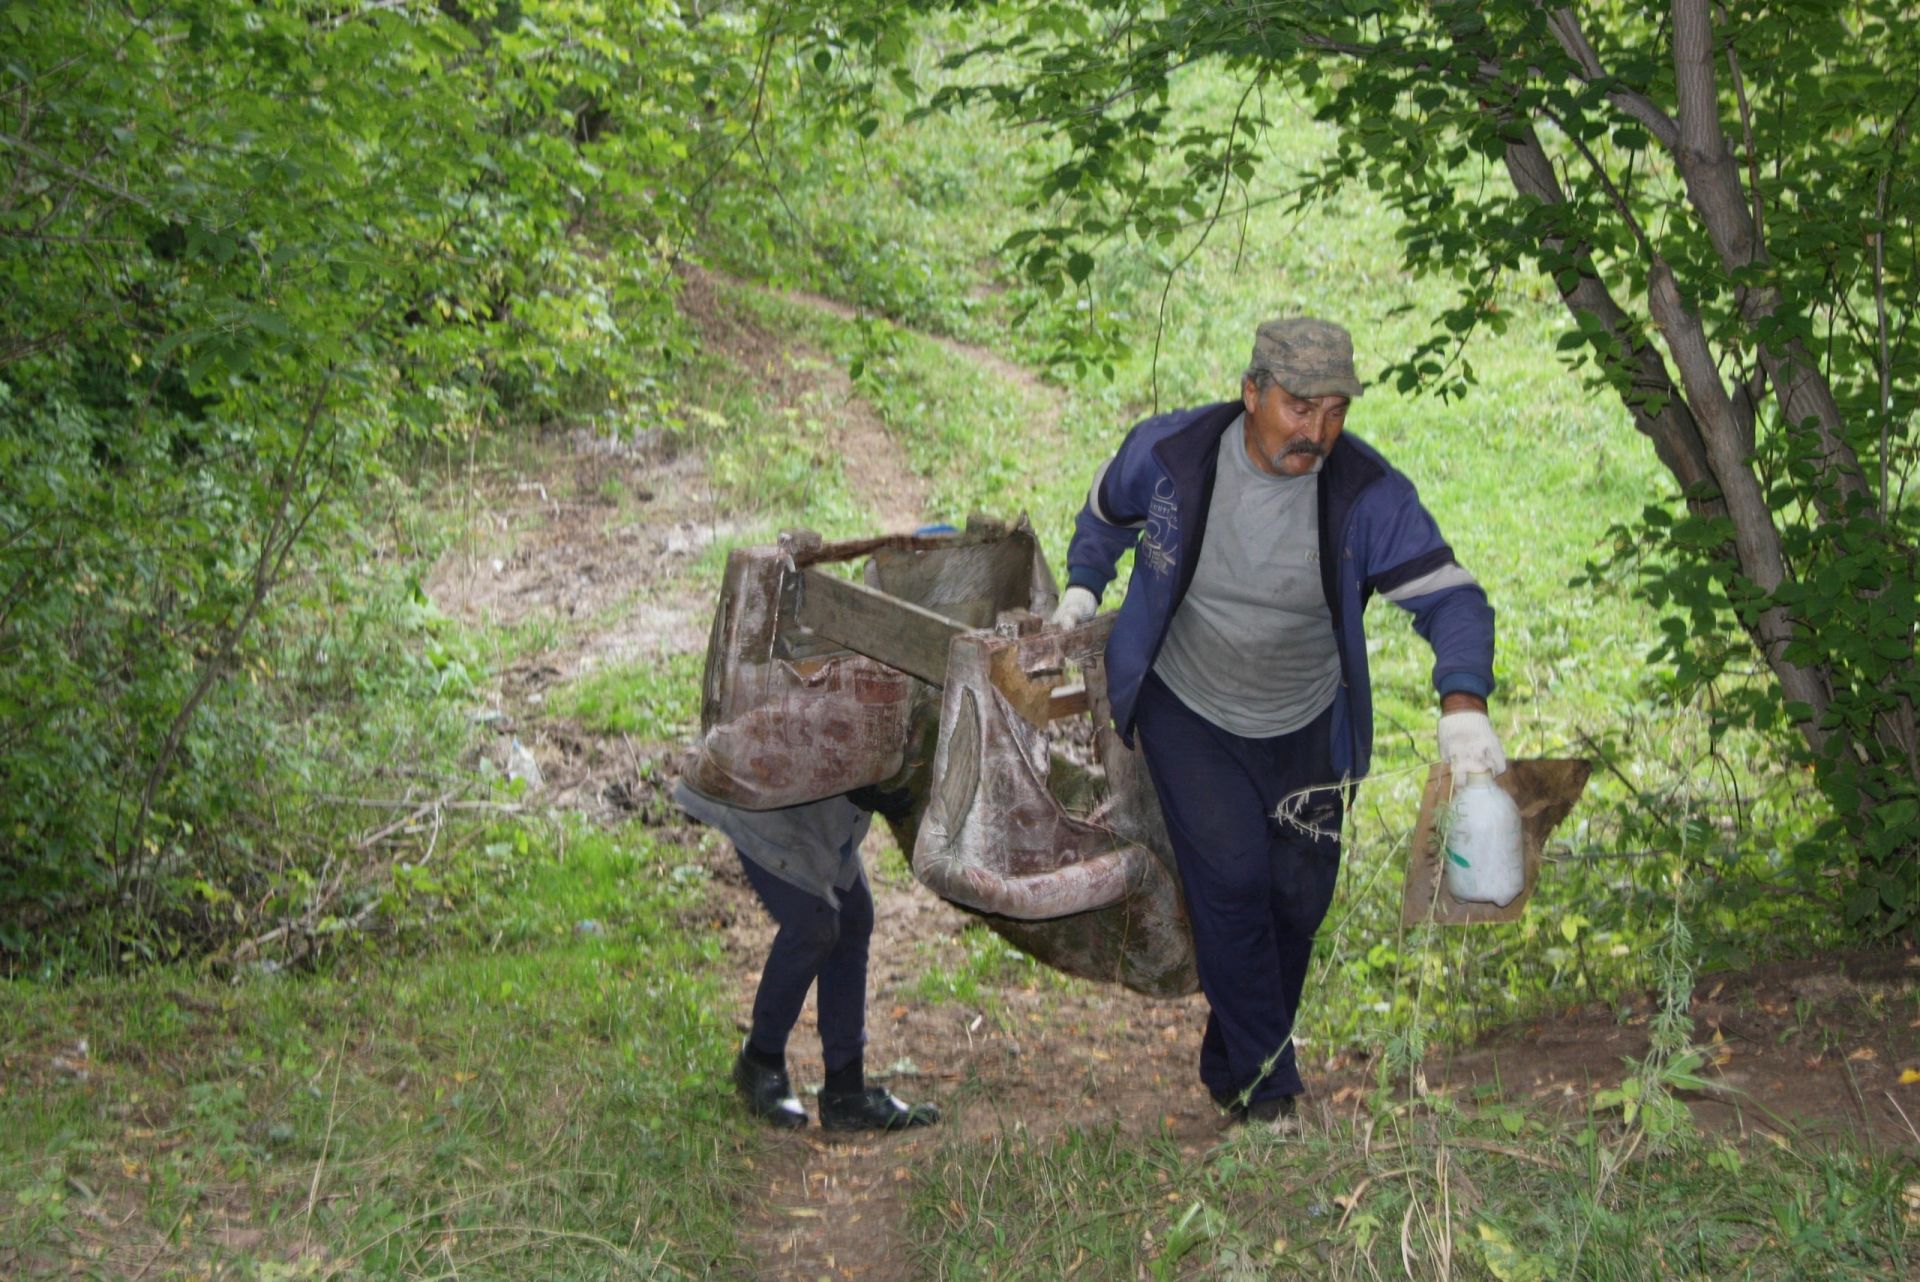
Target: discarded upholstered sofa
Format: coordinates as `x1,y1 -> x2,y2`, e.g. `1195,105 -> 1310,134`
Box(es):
682,518 -> 1199,997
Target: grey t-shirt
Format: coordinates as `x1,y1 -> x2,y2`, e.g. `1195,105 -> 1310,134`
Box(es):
1151,415 -> 1341,737
673,780 -> 871,907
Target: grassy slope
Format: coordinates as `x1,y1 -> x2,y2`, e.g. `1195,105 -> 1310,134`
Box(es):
2,825 -> 751,1279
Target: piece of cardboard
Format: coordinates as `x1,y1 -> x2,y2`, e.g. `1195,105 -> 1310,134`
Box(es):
1401,758 -> 1592,926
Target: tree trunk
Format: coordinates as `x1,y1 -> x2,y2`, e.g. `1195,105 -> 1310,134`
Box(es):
1643,258 -> 1839,752
1667,0 -> 1871,515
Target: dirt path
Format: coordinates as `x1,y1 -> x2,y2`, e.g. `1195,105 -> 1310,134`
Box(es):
428,274 -> 1920,1282
762,281 -> 1069,456
681,271 -> 933,535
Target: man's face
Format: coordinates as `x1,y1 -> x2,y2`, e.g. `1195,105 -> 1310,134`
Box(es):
1242,377 -> 1348,477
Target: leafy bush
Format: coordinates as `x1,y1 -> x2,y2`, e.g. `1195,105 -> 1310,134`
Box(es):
0,1 -> 764,968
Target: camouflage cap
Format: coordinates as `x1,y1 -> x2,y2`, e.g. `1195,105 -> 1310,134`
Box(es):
1248,317 -> 1365,399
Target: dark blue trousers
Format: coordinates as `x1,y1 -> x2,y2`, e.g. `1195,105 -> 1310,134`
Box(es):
738,849 -> 872,1074
1134,673 -> 1344,1104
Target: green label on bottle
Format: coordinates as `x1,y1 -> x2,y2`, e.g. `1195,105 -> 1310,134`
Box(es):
1445,848 -> 1470,868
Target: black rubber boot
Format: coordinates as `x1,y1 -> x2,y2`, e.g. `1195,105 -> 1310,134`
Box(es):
818,1087 -> 939,1132
1213,1091 -> 1297,1125
732,1046 -> 807,1129
1245,1095 -> 1297,1123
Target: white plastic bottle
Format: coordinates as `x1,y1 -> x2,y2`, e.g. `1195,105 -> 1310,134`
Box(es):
1443,772 -> 1524,906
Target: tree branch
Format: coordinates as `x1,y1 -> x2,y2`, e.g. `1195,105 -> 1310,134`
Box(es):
1500,120 -> 1718,502
1667,0 -> 1870,514
1718,8 -> 1767,259
1541,7 -> 1680,149
1540,105 -> 1652,257
1150,76 -> 1259,409
0,130 -> 151,211
1873,90 -> 1918,521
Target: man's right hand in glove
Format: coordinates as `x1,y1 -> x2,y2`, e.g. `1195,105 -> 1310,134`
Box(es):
1049,586 -> 1098,630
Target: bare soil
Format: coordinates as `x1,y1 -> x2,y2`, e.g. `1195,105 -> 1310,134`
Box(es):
423,424 -> 722,819
437,272 -> 1920,1282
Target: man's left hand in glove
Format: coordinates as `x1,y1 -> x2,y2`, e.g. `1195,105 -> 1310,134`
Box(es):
1437,697 -> 1507,777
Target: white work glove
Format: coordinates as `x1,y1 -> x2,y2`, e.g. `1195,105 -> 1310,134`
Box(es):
1049,585 -> 1098,630
1437,710 -> 1507,778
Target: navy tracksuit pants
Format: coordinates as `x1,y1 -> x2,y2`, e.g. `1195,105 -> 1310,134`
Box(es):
737,849 -> 872,1075
1134,672 -> 1344,1105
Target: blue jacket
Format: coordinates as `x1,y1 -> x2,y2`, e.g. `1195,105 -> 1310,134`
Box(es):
1065,401 -> 1495,781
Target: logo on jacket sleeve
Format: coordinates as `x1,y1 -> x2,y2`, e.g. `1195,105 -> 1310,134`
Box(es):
1142,477 -> 1179,577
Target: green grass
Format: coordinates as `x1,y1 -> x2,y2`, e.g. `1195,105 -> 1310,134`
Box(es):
905,1107 -> 1916,1281
665,326 -> 902,545
0,823 -> 754,1282
727,286 -> 1075,528
698,67 -> 1038,348
550,651 -> 704,741
907,922 -> 1066,1011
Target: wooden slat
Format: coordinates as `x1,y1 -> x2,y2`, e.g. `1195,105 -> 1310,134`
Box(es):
1046,683 -> 1089,720
794,568 -> 965,686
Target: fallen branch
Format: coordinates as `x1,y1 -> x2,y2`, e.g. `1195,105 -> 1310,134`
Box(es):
316,795 -> 525,814
354,788 -> 468,851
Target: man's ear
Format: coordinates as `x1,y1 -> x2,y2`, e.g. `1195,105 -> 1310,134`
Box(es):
1242,376 -> 1259,415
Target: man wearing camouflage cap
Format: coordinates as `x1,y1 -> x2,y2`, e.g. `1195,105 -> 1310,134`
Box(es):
1052,317 -> 1503,1124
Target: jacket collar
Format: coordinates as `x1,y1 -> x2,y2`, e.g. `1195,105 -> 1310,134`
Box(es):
1149,400 -> 1242,495
1319,426 -> 1388,516
1148,399 -> 1388,508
